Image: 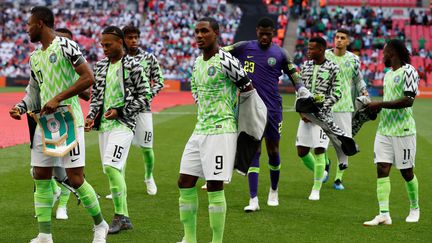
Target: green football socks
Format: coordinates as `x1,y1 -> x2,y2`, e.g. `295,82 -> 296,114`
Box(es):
105,165 -> 128,217
76,180 -> 103,225
301,152 -> 315,171
208,190 -> 226,243
51,178 -> 60,195
141,147 -> 155,180
179,187 -> 198,243
335,165 -> 344,182
377,177 -> 391,213
34,180 -> 53,234
312,153 -> 325,190
405,175 -> 419,209
58,183 -> 70,208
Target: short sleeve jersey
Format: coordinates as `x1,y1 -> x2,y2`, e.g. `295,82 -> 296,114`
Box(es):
191,49 -> 248,135
228,41 -> 287,111
99,61 -> 130,132
29,36 -> 85,127
325,50 -> 361,112
377,64 -> 419,136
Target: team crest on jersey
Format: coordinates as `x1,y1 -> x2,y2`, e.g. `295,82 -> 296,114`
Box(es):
394,76 -> 401,83
345,61 -> 350,67
49,53 -> 57,63
320,71 -> 330,80
208,66 -> 216,76
267,57 -> 276,66
47,117 -> 61,133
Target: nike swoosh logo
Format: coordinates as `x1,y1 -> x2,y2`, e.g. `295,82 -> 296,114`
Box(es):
112,159 -> 119,163
213,171 -> 222,175
247,55 -> 253,58
71,158 -> 78,162
402,161 -> 408,164
73,58 -> 80,65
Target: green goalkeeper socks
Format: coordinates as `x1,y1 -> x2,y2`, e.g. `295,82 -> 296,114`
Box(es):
377,177 -> 391,213
405,175 -> 419,209
105,165 -> 128,217
179,187 -> 198,243
141,147 -> 155,180
34,180 -> 53,234
76,180 -> 103,225
312,153 -> 326,190
208,190 -> 226,243
301,152 -> 315,171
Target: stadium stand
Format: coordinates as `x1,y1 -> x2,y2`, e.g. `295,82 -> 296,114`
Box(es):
294,5 -> 432,87
262,0 -> 290,46
0,0 -> 242,80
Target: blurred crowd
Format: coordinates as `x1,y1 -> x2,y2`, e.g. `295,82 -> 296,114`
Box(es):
0,0 -> 242,80
294,5 -> 432,86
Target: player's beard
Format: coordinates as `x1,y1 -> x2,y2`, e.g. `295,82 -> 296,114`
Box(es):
259,42 -> 270,49
384,59 -> 392,67
30,34 -> 41,43
129,47 -> 138,53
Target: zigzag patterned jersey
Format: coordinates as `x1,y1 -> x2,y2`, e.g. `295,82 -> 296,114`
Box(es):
29,36 -> 85,127
377,64 -> 419,136
191,49 -> 248,135
300,59 -> 341,112
325,50 -> 365,112
135,48 -> 164,111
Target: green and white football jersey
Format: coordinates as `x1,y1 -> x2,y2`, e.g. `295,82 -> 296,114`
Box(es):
30,36 -> 85,127
99,61 -> 130,132
191,49 -> 248,135
325,50 -> 363,112
378,64 -> 419,137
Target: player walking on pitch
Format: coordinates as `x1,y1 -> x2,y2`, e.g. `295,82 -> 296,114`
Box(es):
223,17 -> 301,211
177,17 -> 260,243
296,37 -> 341,201
363,39 -> 420,226
9,6 -> 108,243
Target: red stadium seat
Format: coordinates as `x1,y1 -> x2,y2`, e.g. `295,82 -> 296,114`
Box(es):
427,74 -> 432,86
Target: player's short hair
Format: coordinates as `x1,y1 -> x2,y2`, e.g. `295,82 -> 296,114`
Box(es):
257,17 -> 275,29
55,28 -> 73,39
198,17 -> 219,33
309,37 -> 327,49
386,39 -> 411,64
102,26 -> 125,39
31,6 -> 54,28
122,25 -> 140,36
336,28 -> 350,37
102,26 -> 127,50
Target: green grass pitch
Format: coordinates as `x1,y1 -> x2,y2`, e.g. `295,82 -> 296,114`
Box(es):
1,94 -> 431,242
